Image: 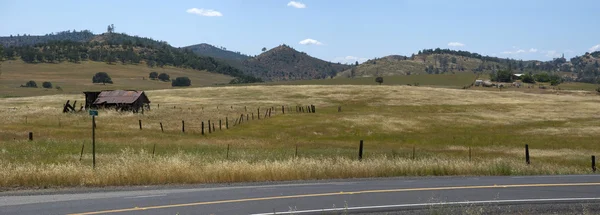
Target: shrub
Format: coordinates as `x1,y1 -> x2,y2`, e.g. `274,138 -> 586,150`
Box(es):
172,77 -> 191,87
375,77 -> 383,85
158,73 -> 170,82
521,74 -> 535,84
56,86 -> 63,91
149,72 -> 158,80
21,80 -> 38,88
92,72 -> 113,84
534,73 -> 551,82
549,74 -> 562,86
42,82 -> 53,89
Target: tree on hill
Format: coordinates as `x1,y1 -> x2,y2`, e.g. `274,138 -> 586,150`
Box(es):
107,24 -> 115,34
92,72 -> 113,85
490,70 -> 513,82
375,77 -> 383,85
261,47 -> 267,52
42,81 -> 53,89
105,53 -> 116,64
172,77 -> 191,87
21,80 -> 38,88
149,71 -> 158,80
158,73 -> 170,81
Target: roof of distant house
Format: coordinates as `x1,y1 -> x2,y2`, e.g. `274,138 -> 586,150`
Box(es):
92,90 -> 149,105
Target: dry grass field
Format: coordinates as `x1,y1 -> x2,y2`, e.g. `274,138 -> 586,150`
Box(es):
1,85 -> 600,189
0,60 -> 233,97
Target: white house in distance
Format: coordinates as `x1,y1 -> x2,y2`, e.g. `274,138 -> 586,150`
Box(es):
513,74 -> 524,79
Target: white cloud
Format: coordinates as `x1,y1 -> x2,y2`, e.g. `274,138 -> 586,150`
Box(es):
333,56 -> 369,64
287,1 -> 306,8
186,8 -> 223,17
590,44 -> 600,52
501,48 -> 535,55
447,42 -> 465,47
299,38 -> 323,45
543,50 -> 561,58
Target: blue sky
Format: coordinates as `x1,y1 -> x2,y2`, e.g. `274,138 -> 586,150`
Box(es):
1,0 -> 599,63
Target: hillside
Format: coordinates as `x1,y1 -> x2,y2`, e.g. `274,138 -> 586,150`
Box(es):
336,53 -> 503,78
183,43 -> 250,69
0,60 -> 233,97
0,30 -> 95,47
242,45 -> 351,81
0,31 -> 261,84
337,48 -> 600,84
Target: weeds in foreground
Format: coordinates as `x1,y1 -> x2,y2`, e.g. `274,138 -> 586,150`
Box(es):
0,148 -> 591,189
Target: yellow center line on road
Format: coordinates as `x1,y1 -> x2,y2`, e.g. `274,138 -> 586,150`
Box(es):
67,182 -> 600,215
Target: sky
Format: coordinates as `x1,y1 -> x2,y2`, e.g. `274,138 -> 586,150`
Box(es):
1,0 -> 599,64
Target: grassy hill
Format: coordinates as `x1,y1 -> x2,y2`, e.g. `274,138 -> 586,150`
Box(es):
183,43 -> 250,69
242,44 -> 352,81
336,54 -> 503,78
0,60 -> 233,97
336,48 -> 600,85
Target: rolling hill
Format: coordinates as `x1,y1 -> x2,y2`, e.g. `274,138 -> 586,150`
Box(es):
241,44 -> 352,81
336,48 -> 600,84
0,31 -> 261,84
183,43 -> 250,69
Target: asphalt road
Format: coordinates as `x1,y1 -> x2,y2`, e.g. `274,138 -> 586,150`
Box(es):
1,175 -> 600,215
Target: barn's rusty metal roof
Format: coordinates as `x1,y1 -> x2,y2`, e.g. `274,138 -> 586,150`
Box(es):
93,90 -> 146,105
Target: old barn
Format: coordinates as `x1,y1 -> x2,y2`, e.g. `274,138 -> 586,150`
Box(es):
84,90 -> 150,113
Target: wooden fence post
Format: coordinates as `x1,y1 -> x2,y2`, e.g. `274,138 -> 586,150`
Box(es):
79,143 -> 85,161
202,121 -> 205,135
212,123 -> 215,132
182,120 -> 185,133
258,108 -> 261,119
160,122 -> 164,132
592,155 -> 596,172
268,109 -> 271,117
29,132 -> 33,141
311,105 -> 315,113
139,120 -> 142,130
219,120 -> 222,130
226,117 -> 229,129
412,146 -> 415,160
252,113 -> 254,120
208,120 -> 212,133
245,106 -> 247,112
525,144 -> 530,165
469,147 -> 472,162
358,140 -> 364,160
152,144 -> 156,158
282,105 -> 285,114
226,144 -> 230,159
246,114 -> 249,121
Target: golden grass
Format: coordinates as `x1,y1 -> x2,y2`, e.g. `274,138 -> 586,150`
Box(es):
0,150 -> 589,188
0,60 -> 233,97
1,85 -> 600,189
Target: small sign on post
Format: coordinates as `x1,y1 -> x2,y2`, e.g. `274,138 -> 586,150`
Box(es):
89,110 -> 98,116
